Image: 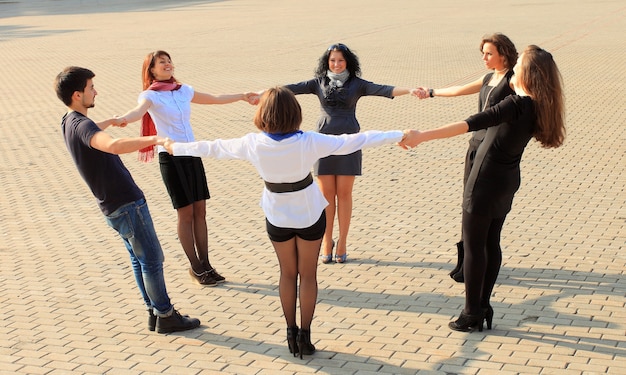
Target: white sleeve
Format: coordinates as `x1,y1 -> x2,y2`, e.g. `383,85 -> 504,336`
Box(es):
172,135 -> 251,160
313,130 -> 404,156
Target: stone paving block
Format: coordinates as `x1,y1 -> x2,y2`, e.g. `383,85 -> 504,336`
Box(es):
2,0 -> 625,374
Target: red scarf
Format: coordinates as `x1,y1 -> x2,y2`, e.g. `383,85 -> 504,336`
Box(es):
138,78 -> 182,162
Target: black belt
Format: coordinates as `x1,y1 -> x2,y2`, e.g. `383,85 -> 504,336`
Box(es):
264,173 -> 313,193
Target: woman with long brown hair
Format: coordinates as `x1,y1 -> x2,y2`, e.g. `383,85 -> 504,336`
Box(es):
416,33 -> 518,283
401,45 -> 565,332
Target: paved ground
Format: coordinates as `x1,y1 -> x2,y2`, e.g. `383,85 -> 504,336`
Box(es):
1,0 -> 625,374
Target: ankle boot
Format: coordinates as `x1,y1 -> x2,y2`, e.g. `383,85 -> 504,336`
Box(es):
450,241 -> 464,283
296,329 -> 316,359
448,311 -> 484,332
286,326 -> 299,357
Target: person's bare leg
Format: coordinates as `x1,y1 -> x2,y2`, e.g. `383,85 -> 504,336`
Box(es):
295,236 -> 322,330
316,175 -> 336,258
272,238 -> 298,327
335,175 -> 355,260
177,204 -> 203,274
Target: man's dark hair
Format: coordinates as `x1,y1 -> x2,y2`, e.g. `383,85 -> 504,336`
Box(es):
54,66 -> 95,106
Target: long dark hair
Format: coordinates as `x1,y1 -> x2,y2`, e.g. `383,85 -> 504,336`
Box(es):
314,43 -> 361,78
519,45 -> 565,148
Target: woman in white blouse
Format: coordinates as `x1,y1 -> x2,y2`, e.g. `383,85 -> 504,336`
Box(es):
117,50 -> 256,287
164,86 -> 412,359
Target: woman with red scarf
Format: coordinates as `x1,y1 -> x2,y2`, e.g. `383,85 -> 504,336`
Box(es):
118,50 -> 257,286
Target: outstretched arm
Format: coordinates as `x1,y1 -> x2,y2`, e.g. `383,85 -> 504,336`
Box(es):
415,76 -> 484,99
392,87 -> 420,97
115,98 -> 152,124
95,117 -> 127,130
399,121 -> 469,149
90,131 -> 165,155
192,91 -> 258,105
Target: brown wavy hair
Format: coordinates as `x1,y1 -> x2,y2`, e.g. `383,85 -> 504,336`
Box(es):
518,45 -> 566,148
254,87 -> 302,133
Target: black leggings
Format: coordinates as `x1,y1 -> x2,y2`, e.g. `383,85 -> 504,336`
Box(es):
461,210 -> 506,315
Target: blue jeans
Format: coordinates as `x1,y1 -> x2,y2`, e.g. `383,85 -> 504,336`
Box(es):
105,198 -> 173,316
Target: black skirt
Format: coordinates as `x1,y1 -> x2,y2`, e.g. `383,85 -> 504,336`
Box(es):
159,152 -> 210,209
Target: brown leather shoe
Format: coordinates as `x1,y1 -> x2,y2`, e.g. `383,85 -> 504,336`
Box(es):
189,269 -> 218,286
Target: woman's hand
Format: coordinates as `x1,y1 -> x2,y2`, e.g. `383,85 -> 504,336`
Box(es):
398,129 -> 423,149
243,92 -> 260,105
163,137 -> 176,154
111,116 -> 128,127
414,87 -> 430,99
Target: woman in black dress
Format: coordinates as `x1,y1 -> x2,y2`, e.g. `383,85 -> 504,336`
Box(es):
285,43 -> 418,264
416,33 -> 518,283
401,45 -> 565,332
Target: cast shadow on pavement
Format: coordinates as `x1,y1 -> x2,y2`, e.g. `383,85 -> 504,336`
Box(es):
205,264 -> 625,372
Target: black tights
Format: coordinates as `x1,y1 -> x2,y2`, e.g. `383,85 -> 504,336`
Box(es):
461,210 -> 506,315
272,236 -> 322,330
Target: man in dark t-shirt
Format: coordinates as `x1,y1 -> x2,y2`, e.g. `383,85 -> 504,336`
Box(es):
55,66 -> 200,334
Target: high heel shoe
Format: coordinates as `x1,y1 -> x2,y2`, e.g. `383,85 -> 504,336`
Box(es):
335,253 -> 347,263
286,326 -> 299,356
320,240 -> 335,264
448,311 -> 484,332
296,329 -> 316,359
483,306 -> 494,330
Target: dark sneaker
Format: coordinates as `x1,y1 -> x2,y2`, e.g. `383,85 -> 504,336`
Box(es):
148,309 -> 157,332
156,309 -> 201,334
189,268 -> 218,286
208,268 -> 226,283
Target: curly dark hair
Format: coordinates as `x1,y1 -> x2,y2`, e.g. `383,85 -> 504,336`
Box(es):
480,33 -> 518,70
314,43 -> 361,78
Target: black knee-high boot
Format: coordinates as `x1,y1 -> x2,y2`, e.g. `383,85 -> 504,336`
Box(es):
450,241 -> 464,283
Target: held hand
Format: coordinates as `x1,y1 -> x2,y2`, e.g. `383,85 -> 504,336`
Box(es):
398,129 -> 423,149
163,137 -> 176,154
243,92 -> 260,105
415,87 -> 430,100
112,116 -> 128,127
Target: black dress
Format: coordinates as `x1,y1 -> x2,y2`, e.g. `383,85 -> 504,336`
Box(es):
464,95 -> 536,217
463,71 -> 516,185
285,76 -> 394,176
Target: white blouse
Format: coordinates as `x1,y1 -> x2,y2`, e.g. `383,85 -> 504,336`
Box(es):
138,84 -> 195,153
172,130 -> 404,228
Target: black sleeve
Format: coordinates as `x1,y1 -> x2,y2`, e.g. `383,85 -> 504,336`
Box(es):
466,95 -> 526,131
284,79 -> 318,95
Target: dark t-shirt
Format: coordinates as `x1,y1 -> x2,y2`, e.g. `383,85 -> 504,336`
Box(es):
61,111 -> 144,216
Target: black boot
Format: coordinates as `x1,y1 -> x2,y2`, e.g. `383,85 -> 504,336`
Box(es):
450,241 -> 464,283
286,326 -> 299,357
296,329 -> 316,359
448,311 -> 484,332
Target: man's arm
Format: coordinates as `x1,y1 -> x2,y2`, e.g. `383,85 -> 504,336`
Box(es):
95,117 -> 126,130
90,131 -> 163,155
